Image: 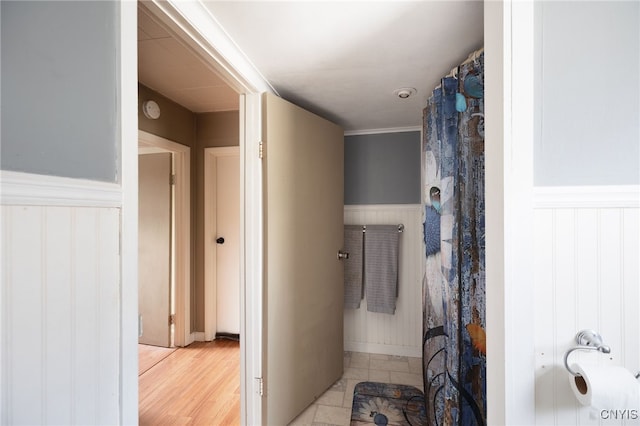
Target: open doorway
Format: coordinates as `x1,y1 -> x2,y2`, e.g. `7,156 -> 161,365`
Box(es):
130,0 -> 270,422
136,1 -> 244,422
137,131 -> 191,348
137,1 -> 241,344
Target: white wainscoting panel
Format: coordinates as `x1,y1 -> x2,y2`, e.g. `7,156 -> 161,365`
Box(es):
533,186 -> 640,425
344,204 -> 424,357
1,174 -> 121,425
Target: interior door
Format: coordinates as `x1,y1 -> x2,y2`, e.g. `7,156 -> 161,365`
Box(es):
138,152 -> 172,347
216,151 -> 240,335
262,93 -> 345,425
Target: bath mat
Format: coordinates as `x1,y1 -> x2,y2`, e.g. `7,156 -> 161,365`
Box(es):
350,381 -> 426,426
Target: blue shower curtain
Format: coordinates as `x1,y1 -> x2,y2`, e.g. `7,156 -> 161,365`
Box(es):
422,52 -> 486,425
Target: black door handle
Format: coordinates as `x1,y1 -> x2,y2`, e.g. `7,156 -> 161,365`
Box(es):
216,237 -> 225,244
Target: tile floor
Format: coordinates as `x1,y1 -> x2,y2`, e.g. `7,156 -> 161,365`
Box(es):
289,351 -> 423,426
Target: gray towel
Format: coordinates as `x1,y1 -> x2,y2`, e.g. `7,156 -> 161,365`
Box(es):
364,225 -> 399,314
344,225 -> 364,309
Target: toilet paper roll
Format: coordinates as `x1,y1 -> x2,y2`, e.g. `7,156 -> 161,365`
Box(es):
569,362 -> 640,409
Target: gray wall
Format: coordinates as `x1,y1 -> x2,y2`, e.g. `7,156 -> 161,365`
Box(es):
1,1 -> 119,182
535,1 -> 639,186
344,131 -> 421,205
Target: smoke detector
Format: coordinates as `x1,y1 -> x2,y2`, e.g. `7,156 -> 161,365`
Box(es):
393,87 -> 417,99
142,100 -> 161,120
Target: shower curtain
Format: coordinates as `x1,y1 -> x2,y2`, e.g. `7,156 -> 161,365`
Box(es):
422,51 -> 486,425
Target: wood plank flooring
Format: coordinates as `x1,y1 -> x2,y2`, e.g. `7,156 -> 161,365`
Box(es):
139,340 -> 240,425
139,344 -> 177,375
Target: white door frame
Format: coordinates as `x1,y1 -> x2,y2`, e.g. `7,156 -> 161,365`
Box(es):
120,2 -> 139,422
138,130 -> 192,347
485,1 -> 536,424
130,2 -> 272,424
204,146 -> 240,341
122,2 -> 536,425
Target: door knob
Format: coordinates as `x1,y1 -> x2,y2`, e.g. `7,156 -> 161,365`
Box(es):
216,237 -> 225,244
337,250 -> 349,260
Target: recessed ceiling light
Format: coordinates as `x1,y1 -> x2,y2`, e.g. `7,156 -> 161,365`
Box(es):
393,87 -> 417,99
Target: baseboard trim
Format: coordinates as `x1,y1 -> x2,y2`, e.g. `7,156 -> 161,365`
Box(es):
216,332 -> 240,342
0,170 -> 121,207
534,185 -> 639,209
345,341 -> 421,358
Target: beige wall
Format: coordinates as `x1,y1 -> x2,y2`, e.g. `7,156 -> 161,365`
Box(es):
197,111 -> 240,148
138,84 -> 239,334
138,84 -> 196,147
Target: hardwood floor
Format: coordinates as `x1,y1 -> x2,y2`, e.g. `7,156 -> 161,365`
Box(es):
139,340 -> 240,425
139,344 -> 177,375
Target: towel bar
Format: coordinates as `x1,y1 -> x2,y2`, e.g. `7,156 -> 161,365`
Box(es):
360,224 -> 404,233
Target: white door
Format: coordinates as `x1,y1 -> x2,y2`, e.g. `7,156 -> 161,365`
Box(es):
204,147 -> 241,339
138,152 -> 172,347
215,150 -> 240,335
262,93 -> 345,425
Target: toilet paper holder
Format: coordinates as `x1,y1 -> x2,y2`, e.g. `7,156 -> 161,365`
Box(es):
564,330 -> 611,377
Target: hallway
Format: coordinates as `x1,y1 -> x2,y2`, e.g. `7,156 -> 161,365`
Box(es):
139,340 -> 423,425
139,340 -> 240,425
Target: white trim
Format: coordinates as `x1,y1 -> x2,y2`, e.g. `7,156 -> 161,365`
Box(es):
0,171 -> 121,207
204,146 -> 240,342
240,93 -> 264,425
119,1 -> 139,423
138,146 -> 170,155
485,1 -> 536,423
484,6 -> 508,419
142,0 -> 274,95
138,130 -> 192,348
533,185 -> 640,209
344,342 -> 421,359
204,147 -> 240,156
344,126 -> 422,136
505,3 -> 536,421
138,130 -> 188,152
344,203 -> 421,212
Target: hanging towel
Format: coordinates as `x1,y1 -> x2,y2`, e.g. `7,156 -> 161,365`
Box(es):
364,225 -> 399,314
344,225 -> 364,309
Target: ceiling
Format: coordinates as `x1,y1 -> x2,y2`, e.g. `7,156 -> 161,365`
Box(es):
137,5 -> 239,113
138,1 -> 484,132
